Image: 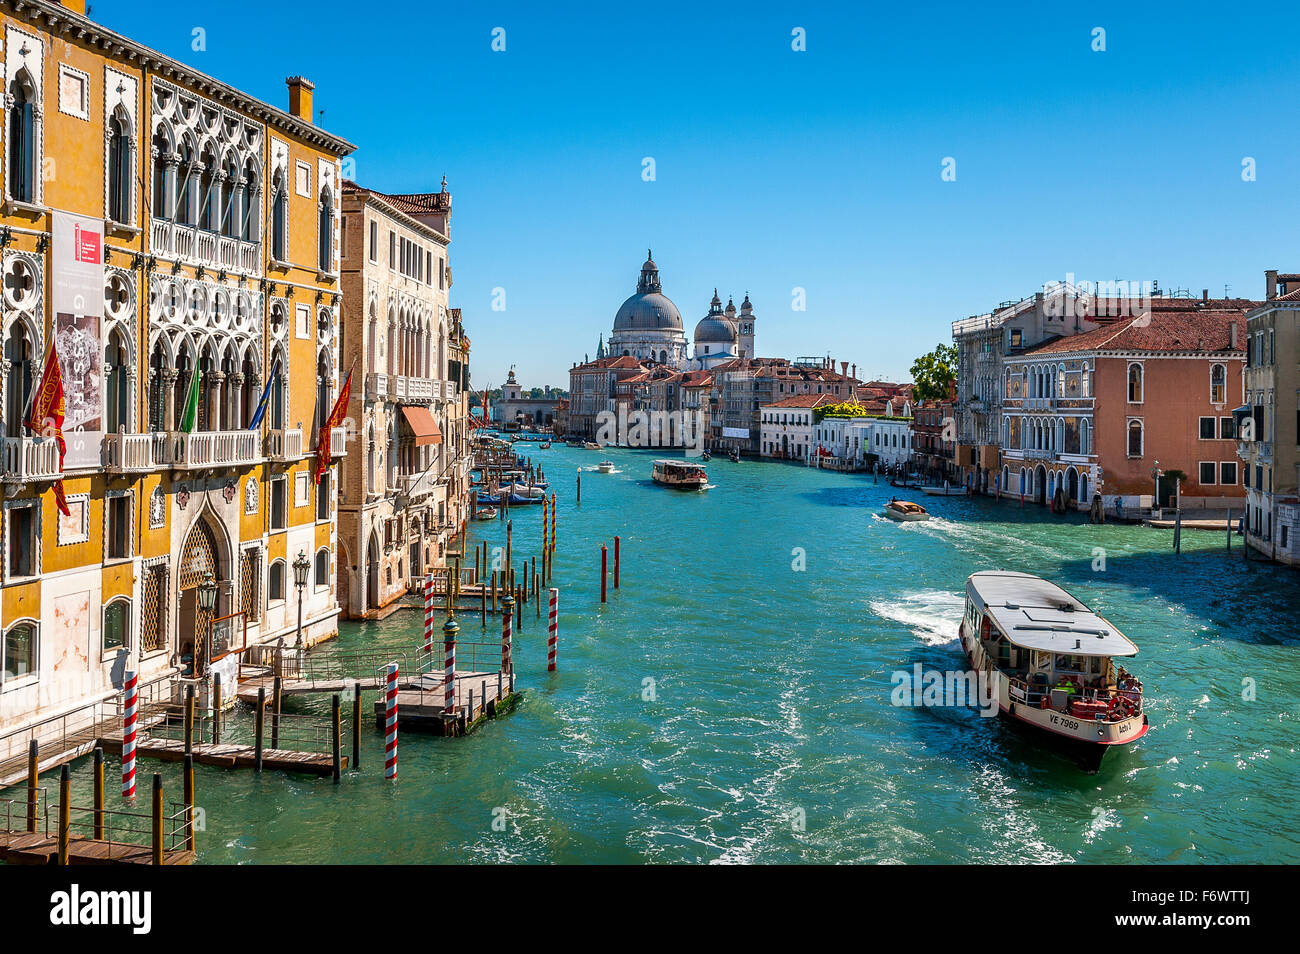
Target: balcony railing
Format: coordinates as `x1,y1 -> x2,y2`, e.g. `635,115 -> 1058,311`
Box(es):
365,373 -> 388,401
266,428 -> 304,462
102,430 -> 159,472
165,430 -> 261,469
150,218 -> 260,273
329,427 -> 348,457
2,436 -> 62,482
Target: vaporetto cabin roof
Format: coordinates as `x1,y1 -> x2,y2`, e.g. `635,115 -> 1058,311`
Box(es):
966,571 -> 1138,657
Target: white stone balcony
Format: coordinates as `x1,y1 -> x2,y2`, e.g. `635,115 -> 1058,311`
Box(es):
2,436 -> 62,482
329,426 -> 348,458
266,428 -> 304,462
150,218 -> 260,274
164,430 -> 261,470
399,471 -> 436,499
102,430 -> 160,473
365,372 -> 388,401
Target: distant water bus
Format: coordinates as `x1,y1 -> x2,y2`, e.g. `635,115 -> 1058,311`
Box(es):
960,570 -> 1148,772
651,459 -> 709,490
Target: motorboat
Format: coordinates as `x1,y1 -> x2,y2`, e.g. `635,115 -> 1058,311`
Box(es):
539,441 -> 552,449
583,442 -> 601,450
959,570 -> 1148,771
920,484 -> 967,496
884,499 -> 930,521
474,507 -> 499,521
651,459 -> 709,490
597,461 -> 615,473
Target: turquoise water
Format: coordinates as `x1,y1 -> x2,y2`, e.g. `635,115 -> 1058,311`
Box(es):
13,443 -> 1300,863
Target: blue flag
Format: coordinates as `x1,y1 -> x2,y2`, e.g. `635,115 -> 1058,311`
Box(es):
246,357 -> 281,431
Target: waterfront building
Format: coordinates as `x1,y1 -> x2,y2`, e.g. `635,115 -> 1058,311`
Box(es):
1006,299 -> 1255,511
759,394 -> 833,461
912,384 -> 958,482
336,180 -> 471,618
0,0 -> 353,741
1239,271 -> 1300,563
493,367 -> 559,428
811,404 -> 915,471
564,355 -> 647,441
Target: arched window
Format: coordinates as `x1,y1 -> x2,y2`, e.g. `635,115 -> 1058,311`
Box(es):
1127,419 -> 1143,457
2,620 -> 37,680
4,320 -> 35,438
1210,363 -> 1226,404
1080,418 -> 1091,455
8,73 -> 35,203
221,158 -> 238,237
199,147 -> 218,230
241,161 -> 258,241
104,329 -> 129,433
1081,362 -> 1092,398
176,143 -> 195,223
152,131 -> 171,219
104,599 -> 130,652
1057,364 -> 1066,397
108,114 -> 132,223
1127,363 -> 1143,403
318,187 -> 334,272
314,548 -> 329,588
268,559 -> 286,601
271,171 -> 287,261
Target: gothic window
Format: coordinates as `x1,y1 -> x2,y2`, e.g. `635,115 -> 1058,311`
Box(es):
1127,419 -> 1143,457
271,171 -> 287,261
8,72 -> 36,203
318,186 -> 334,272
1210,363 -> 1226,405
108,113 -> 133,223
104,599 -> 130,653
151,131 -> 171,219
1127,363 -> 1143,403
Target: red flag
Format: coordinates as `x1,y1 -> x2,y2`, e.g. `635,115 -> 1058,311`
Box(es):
313,364 -> 353,485
25,338 -> 71,516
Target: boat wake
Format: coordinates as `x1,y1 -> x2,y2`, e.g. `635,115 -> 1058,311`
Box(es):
869,589 -> 963,645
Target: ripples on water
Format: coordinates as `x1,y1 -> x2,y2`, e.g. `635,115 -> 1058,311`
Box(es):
13,446 -> 1299,864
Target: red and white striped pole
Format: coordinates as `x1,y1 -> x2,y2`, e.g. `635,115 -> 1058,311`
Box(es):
121,670 -> 138,799
384,663 -> 398,780
501,593 -> 515,677
422,574 -> 435,654
443,616 -> 458,716
547,588 -> 558,671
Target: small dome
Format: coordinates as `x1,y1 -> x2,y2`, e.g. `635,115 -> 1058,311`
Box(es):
694,314 -> 738,345
724,297 -> 737,317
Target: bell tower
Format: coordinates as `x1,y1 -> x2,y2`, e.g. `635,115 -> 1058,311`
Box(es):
737,293 -> 756,359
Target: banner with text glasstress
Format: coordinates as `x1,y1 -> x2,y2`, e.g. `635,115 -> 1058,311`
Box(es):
50,210 -> 105,470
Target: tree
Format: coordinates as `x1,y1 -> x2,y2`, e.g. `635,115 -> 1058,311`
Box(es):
910,344 -> 957,403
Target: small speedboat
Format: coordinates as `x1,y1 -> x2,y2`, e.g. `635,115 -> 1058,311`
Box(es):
597,461 -> 615,473
501,482 -> 546,497
728,450 -> 740,463
884,499 -> 930,521
583,442 -> 601,450
701,451 -> 712,462
539,442 -> 551,449
474,507 -> 499,521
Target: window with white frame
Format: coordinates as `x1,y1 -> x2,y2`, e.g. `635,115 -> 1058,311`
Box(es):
104,491 -> 132,562
1126,419 -> 1143,458
103,598 -> 130,654
2,620 -> 37,684
1199,416 -> 1217,440
1127,363 -> 1143,403
5,500 -> 39,579
269,476 -> 287,530
1221,461 -> 1238,485
269,559 -> 286,602
1199,461 -> 1217,485
1210,363 -> 1227,405
314,547 -> 329,589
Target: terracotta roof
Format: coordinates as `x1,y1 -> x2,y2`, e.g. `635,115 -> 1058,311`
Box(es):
1020,305 -> 1258,356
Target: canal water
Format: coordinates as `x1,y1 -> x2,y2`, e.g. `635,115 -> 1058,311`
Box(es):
15,443 -> 1300,863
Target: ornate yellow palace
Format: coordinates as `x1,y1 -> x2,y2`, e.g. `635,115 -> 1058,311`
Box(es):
0,0 -> 360,740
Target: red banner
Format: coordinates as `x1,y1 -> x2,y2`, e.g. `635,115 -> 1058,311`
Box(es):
312,366 -> 353,485
25,339 -> 71,516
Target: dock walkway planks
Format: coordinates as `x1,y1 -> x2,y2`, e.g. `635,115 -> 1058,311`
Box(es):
96,737 -> 343,776
0,831 -> 194,866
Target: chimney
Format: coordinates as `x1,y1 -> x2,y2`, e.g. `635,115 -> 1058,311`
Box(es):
840,361 -> 849,378
852,363 -> 857,382
1265,269 -> 1278,301
1229,322 -> 1238,349
1202,289 -> 1208,301
286,77 -> 315,123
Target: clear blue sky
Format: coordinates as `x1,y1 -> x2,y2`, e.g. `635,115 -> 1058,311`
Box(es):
96,0 -> 1300,390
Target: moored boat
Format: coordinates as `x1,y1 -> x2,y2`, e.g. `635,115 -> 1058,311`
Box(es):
884,499 -> 929,521
583,442 -> 601,450
959,570 -> 1148,771
651,459 -> 709,490
920,484 -> 966,496
474,507 -> 498,521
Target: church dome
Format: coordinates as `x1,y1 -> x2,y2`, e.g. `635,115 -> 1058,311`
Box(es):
613,251 -> 684,332
694,289 -> 738,344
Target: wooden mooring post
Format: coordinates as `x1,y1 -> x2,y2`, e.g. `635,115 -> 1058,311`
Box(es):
26,740 -> 38,833
92,747 -> 105,841
151,774 -> 164,866
352,681 -> 362,771
601,544 -> 608,603
183,753 -> 195,851
614,536 -> 620,589
184,684 -> 195,756
254,688 -> 265,772
212,673 -> 223,745
576,468 -> 581,504
58,765 -> 70,865
331,694 -> 342,784
271,676 -> 283,748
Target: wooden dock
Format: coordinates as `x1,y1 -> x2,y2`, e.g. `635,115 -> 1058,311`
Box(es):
373,670 -> 519,737
96,736 -> 343,776
0,830 -> 194,866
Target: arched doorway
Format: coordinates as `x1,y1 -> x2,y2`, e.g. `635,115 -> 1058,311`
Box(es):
366,530 -> 380,613
1034,465 -> 1047,505
178,518 -> 226,675
1066,467 -> 1079,505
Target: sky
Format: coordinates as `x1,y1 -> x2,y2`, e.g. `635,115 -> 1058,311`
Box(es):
93,0 -> 1300,391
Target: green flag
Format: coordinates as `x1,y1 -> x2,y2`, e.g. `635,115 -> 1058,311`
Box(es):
179,366 -> 201,433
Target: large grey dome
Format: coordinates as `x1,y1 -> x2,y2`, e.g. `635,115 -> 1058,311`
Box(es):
613,253 -> 683,332
693,288 -> 736,344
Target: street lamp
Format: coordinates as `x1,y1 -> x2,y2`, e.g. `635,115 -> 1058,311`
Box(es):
292,549 -> 311,649
1151,461 -> 1163,512
196,570 -> 217,676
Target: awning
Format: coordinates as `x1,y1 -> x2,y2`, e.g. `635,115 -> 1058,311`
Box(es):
401,406 -> 442,446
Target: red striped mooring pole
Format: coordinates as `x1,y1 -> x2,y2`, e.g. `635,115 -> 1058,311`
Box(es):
121,669 -> 138,799
501,593 -> 515,677
384,663 -> 398,780
443,616 -> 458,716
422,573 -> 435,654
